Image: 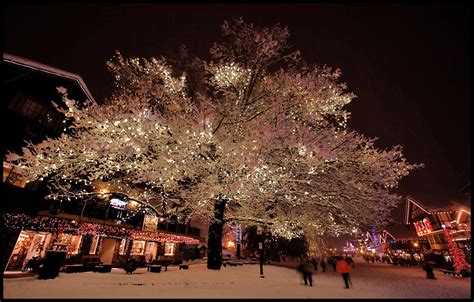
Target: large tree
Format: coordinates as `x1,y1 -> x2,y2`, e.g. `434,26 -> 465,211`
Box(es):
6,17 -> 422,270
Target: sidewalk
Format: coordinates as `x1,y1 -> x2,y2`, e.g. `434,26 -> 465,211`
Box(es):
3,271 -> 37,279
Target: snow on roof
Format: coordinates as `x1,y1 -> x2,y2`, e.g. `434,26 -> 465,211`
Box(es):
3,53 -> 96,104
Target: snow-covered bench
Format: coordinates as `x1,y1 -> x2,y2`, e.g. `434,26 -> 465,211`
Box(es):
94,265 -> 112,273
223,260 -> 244,267
148,265 -> 162,273
64,264 -> 85,273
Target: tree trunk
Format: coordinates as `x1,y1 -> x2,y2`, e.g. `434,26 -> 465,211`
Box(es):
207,197 -> 227,270
236,243 -> 241,260
236,224 -> 242,259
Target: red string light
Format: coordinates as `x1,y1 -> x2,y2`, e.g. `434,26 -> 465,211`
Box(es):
3,213 -> 199,244
443,227 -> 471,273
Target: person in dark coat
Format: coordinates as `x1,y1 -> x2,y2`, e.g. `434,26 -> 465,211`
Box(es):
311,257 -> 319,272
320,259 -> 327,272
329,257 -> 337,272
422,260 -> 436,279
345,256 -> 355,268
124,258 -> 138,274
297,257 -> 315,286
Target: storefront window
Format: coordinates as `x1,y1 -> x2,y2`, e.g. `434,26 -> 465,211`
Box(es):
5,231 -> 52,271
6,231 -> 34,271
55,233 -> 82,255
131,240 -> 145,255
145,241 -> 158,262
164,242 -> 174,256
90,236 -> 100,254
118,239 -> 127,255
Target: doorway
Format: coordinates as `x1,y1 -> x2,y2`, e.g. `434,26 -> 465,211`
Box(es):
100,238 -> 117,265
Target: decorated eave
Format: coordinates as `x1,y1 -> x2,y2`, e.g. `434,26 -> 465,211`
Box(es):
404,196 -> 430,225
3,52 -> 96,104
3,212 -> 200,245
381,230 -> 397,243
404,196 -> 462,224
455,208 -> 471,225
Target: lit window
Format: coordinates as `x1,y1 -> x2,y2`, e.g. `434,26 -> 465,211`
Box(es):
3,162 -> 27,188
164,242 -> 174,256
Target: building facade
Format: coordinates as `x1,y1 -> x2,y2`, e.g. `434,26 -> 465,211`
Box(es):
404,196 -> 471,266
2,54 -> 206,273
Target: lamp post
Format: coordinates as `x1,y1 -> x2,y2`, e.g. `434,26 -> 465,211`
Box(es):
257,226 -> 264,278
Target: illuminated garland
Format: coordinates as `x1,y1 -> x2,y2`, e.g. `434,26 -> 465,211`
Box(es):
130,230 -> 199,244
3,213 -> 129,239
3,213 -> 199,244
443,226 -> 471,273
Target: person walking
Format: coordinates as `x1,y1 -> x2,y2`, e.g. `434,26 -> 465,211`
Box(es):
422,260 -> 436,279
124,258 -> 138,274
311,257 -> 319,272
330,257 -> 337,272
336,256 -> 353,289
297,257 -> 315,286
320,259 -> 327,272
345,256 -> 355,269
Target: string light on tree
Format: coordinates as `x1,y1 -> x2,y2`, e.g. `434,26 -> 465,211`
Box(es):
5,17 -> 422,269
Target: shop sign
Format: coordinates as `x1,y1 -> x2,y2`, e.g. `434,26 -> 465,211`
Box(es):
142,214 -> 158,232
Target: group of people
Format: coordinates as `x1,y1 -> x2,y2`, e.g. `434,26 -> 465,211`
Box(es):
297,255 -> 354,288
364,254 -> 437,280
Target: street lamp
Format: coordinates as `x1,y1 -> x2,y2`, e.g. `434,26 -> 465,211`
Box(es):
256,226 -> 264,278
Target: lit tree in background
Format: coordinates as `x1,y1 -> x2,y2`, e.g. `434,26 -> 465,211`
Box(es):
6,17 -> 422,270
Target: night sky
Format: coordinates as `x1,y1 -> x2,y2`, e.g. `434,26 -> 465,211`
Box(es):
3,3 -> 471,221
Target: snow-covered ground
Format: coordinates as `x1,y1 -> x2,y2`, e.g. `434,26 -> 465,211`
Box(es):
3,260 -> 471,299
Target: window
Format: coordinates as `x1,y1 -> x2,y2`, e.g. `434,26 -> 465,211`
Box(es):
8,92 -> 28,112
119,239 -> 127,255
3,162 -> 27,188
89,236 -> 100,254
429,215 -> 442,230
164,242 -> 174,256
131,240 -> 145,255
56,233 -> 82,255
438,212 -> 452,224
427,236 -> 435,245
20,99 -> 44,120
8,92 -> 64,133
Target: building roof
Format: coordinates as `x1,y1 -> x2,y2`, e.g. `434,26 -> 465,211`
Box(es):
404,195 -> 471,225
3,53 -> 95,104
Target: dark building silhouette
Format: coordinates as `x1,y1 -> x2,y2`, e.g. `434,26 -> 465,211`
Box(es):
3,53 -> 95,214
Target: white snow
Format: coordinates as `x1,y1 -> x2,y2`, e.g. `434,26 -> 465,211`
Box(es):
3,260 -> 471,299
